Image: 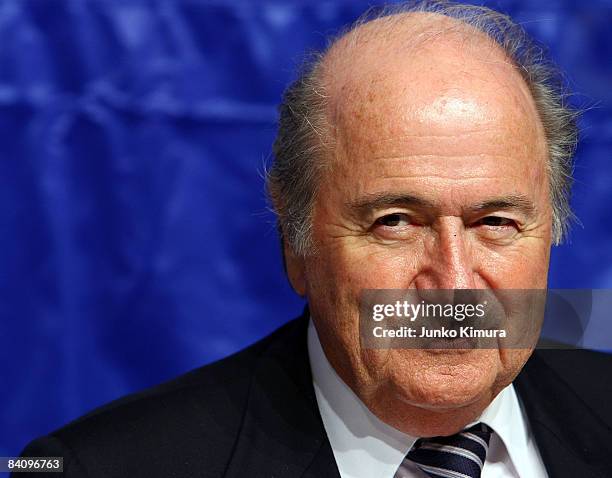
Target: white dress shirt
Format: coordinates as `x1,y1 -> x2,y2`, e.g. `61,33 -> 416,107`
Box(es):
307,319 -> 549,478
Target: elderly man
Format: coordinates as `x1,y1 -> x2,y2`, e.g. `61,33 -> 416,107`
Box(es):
18,2 -> 612,478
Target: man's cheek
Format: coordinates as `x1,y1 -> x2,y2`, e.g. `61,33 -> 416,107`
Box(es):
479,247 -> 549,288
360,249 -> 421,289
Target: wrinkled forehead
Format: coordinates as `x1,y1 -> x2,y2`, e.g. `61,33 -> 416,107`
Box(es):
319,13 -> 546,161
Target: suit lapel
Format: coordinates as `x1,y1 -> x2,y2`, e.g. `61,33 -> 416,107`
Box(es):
514,350 -> 612,478
224,312 -> 341,478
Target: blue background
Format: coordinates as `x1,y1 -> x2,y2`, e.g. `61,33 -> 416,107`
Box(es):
1,0 -> 611,458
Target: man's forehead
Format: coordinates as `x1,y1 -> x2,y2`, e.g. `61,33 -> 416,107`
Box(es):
313,12 -> 547,172
320,12 -> 542,139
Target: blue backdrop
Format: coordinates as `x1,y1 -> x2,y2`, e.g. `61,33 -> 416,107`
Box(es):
1,0 -> 611,458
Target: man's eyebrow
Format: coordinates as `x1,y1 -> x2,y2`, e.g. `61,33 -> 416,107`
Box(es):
347,193 -> 538,218
469,195 -> 537,216
348,193 -> 436,215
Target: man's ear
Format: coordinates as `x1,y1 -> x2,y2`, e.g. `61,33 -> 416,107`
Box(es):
283,240 -> 306,297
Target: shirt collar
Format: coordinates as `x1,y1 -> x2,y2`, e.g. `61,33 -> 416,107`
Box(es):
307,318 -> 533,478
478,378 -> 537,478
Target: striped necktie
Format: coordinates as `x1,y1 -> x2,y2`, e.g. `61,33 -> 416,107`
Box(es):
395,423 -> 493,478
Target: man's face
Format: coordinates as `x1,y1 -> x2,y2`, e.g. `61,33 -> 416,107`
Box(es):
289,28 -> 552,436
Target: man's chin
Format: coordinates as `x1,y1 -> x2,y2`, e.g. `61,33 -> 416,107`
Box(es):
395,388 -> 486,411
374,382 -> 496,437
387,359 -> 501,412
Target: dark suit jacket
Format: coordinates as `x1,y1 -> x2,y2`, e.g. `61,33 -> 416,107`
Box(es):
17,311 -> 612,477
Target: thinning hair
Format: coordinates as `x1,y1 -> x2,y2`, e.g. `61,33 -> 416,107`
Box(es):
266,0 -> 579,257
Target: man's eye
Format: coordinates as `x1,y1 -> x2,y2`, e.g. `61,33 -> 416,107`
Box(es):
375,213 -> 411,227
475,216 -> 515,228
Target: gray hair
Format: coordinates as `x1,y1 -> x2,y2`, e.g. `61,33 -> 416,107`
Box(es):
267,0 -> 579,257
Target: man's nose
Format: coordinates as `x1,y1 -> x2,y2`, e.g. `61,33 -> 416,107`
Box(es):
415,218 -> 477,290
